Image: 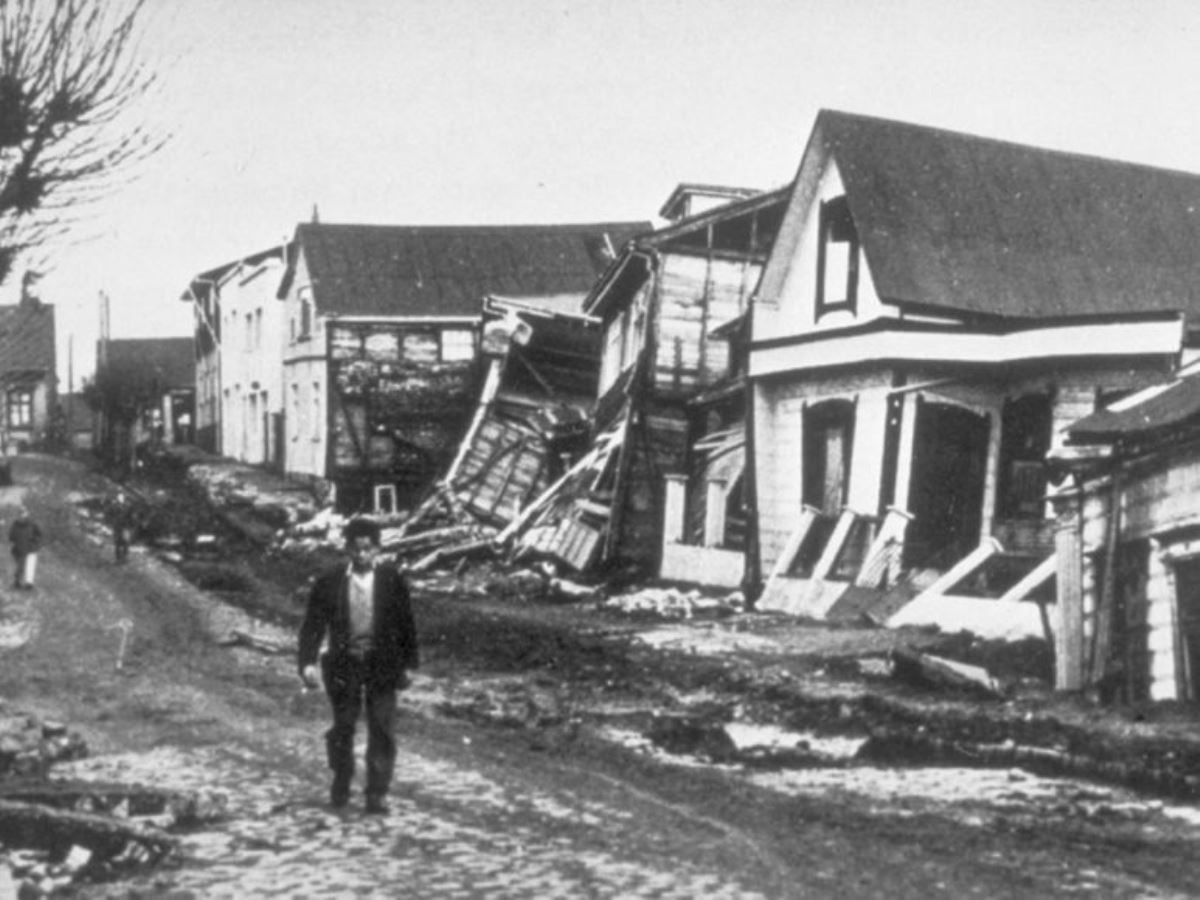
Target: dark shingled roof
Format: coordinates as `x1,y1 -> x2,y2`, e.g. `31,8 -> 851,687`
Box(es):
103,337 -> 194,390
282,221 -> 650,318
0,301 -> 54,378
183,244 -> 288,304
818,110 -> 1200,323
1066,376 -> 1200,443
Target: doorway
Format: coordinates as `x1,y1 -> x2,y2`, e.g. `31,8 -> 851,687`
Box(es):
905,398 -> 989,567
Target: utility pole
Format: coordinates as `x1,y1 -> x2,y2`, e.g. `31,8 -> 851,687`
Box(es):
66,333 -> 73,443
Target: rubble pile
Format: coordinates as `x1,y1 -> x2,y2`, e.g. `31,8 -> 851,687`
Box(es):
0,711 -> 85,780
186,461 -> 323,536
0,705 -> 223,894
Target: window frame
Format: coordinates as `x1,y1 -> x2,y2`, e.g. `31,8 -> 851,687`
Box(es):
439,327 -> 476,362
815,195 -> 860,318
6,389 -> 31,429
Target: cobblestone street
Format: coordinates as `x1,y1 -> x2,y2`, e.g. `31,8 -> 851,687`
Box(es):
63,740 -> 770,899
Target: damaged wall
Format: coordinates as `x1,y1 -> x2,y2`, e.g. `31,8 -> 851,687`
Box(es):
329,321 -> 481,510
653,254 -> 756,397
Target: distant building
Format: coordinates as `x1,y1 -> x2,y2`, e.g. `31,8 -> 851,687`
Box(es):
60,392 -> 93,451
94,337 -> 195,461
0,295 -> 56,451
181,244 -> 290,461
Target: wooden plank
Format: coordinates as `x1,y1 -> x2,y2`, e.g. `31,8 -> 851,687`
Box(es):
1055,508 -> 1086,691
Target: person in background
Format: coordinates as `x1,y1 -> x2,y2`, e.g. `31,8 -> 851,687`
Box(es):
109,489 -> 133,563
298,517 -> 419,814
9,507 -> 41,590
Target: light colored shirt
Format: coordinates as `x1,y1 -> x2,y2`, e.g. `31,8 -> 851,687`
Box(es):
346,565 -> 376,655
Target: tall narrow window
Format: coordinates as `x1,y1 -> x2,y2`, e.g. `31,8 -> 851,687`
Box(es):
290,384 -> 300,441
312,382 -> 321,440
803,399 -> 856,515
997,393 -> 1053,519
299,298 -> 312,339
816,195 -> 859,316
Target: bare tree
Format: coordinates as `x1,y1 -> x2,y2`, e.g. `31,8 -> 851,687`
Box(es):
82,354 -> 163,472
0,0 -> 161,283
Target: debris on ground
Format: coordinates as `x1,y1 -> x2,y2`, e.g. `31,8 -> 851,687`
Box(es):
890,647 -> 1005,698
599,586 -> 744,620
0,703 -> 219,893
0,709 -> 86,779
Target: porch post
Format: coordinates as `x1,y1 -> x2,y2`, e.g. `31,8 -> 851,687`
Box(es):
703,477 -> 728,548
891,392 -> 918,519
980,407 -> 1002,539
663,473 -> 687,544
1053,489 -> 1086,691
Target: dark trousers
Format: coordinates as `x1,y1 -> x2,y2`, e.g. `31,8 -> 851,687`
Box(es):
114,527 -> 129,562
321,654 -> 397,798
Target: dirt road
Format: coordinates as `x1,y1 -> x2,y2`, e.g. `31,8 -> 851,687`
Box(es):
3,453 -> 1200,898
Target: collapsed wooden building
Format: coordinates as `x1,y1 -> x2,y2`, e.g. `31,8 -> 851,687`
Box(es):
1049,366 -> 1200,700
275,220 -> 645,513
396,290 -> 603,557
486,185 -> 790,578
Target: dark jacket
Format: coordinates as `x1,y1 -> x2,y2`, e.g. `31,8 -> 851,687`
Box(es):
9,518 -> 40,555
297,563 -> 418,686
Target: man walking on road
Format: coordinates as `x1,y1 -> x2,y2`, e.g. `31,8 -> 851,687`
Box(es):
298,517 -> 419,814
8,507 -> 41,589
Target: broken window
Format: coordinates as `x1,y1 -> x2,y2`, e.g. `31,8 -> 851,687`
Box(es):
997,393 -> 1052,519
440,328 -> 476,362
816,195 -> 859,317
399,331 -> 438,364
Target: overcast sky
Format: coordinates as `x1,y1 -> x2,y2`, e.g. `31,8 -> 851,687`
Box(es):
37,0 -> 1200,385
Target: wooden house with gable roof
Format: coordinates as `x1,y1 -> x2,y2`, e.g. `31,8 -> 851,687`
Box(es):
0,294 -> 55,451
749,110 -> 1200,633
277,220 -> 647,513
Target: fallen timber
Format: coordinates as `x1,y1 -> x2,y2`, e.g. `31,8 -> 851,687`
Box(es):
0,798 -> 179,861
858,728 -> 1200,799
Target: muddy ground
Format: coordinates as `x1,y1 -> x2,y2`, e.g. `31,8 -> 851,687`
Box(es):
4,451 -> 1200,897
123,450 -> 1200,798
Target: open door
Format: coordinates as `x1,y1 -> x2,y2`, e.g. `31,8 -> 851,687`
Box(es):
905,398 -> 989,567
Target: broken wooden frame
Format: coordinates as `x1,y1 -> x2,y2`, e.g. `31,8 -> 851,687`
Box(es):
887,537 -> 1054,641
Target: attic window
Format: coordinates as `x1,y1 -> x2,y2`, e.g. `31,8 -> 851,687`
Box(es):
816,195 -> 859,317
299,298 -> 312,340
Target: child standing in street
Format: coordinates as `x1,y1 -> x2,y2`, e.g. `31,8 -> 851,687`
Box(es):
9,507 -> 41,589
